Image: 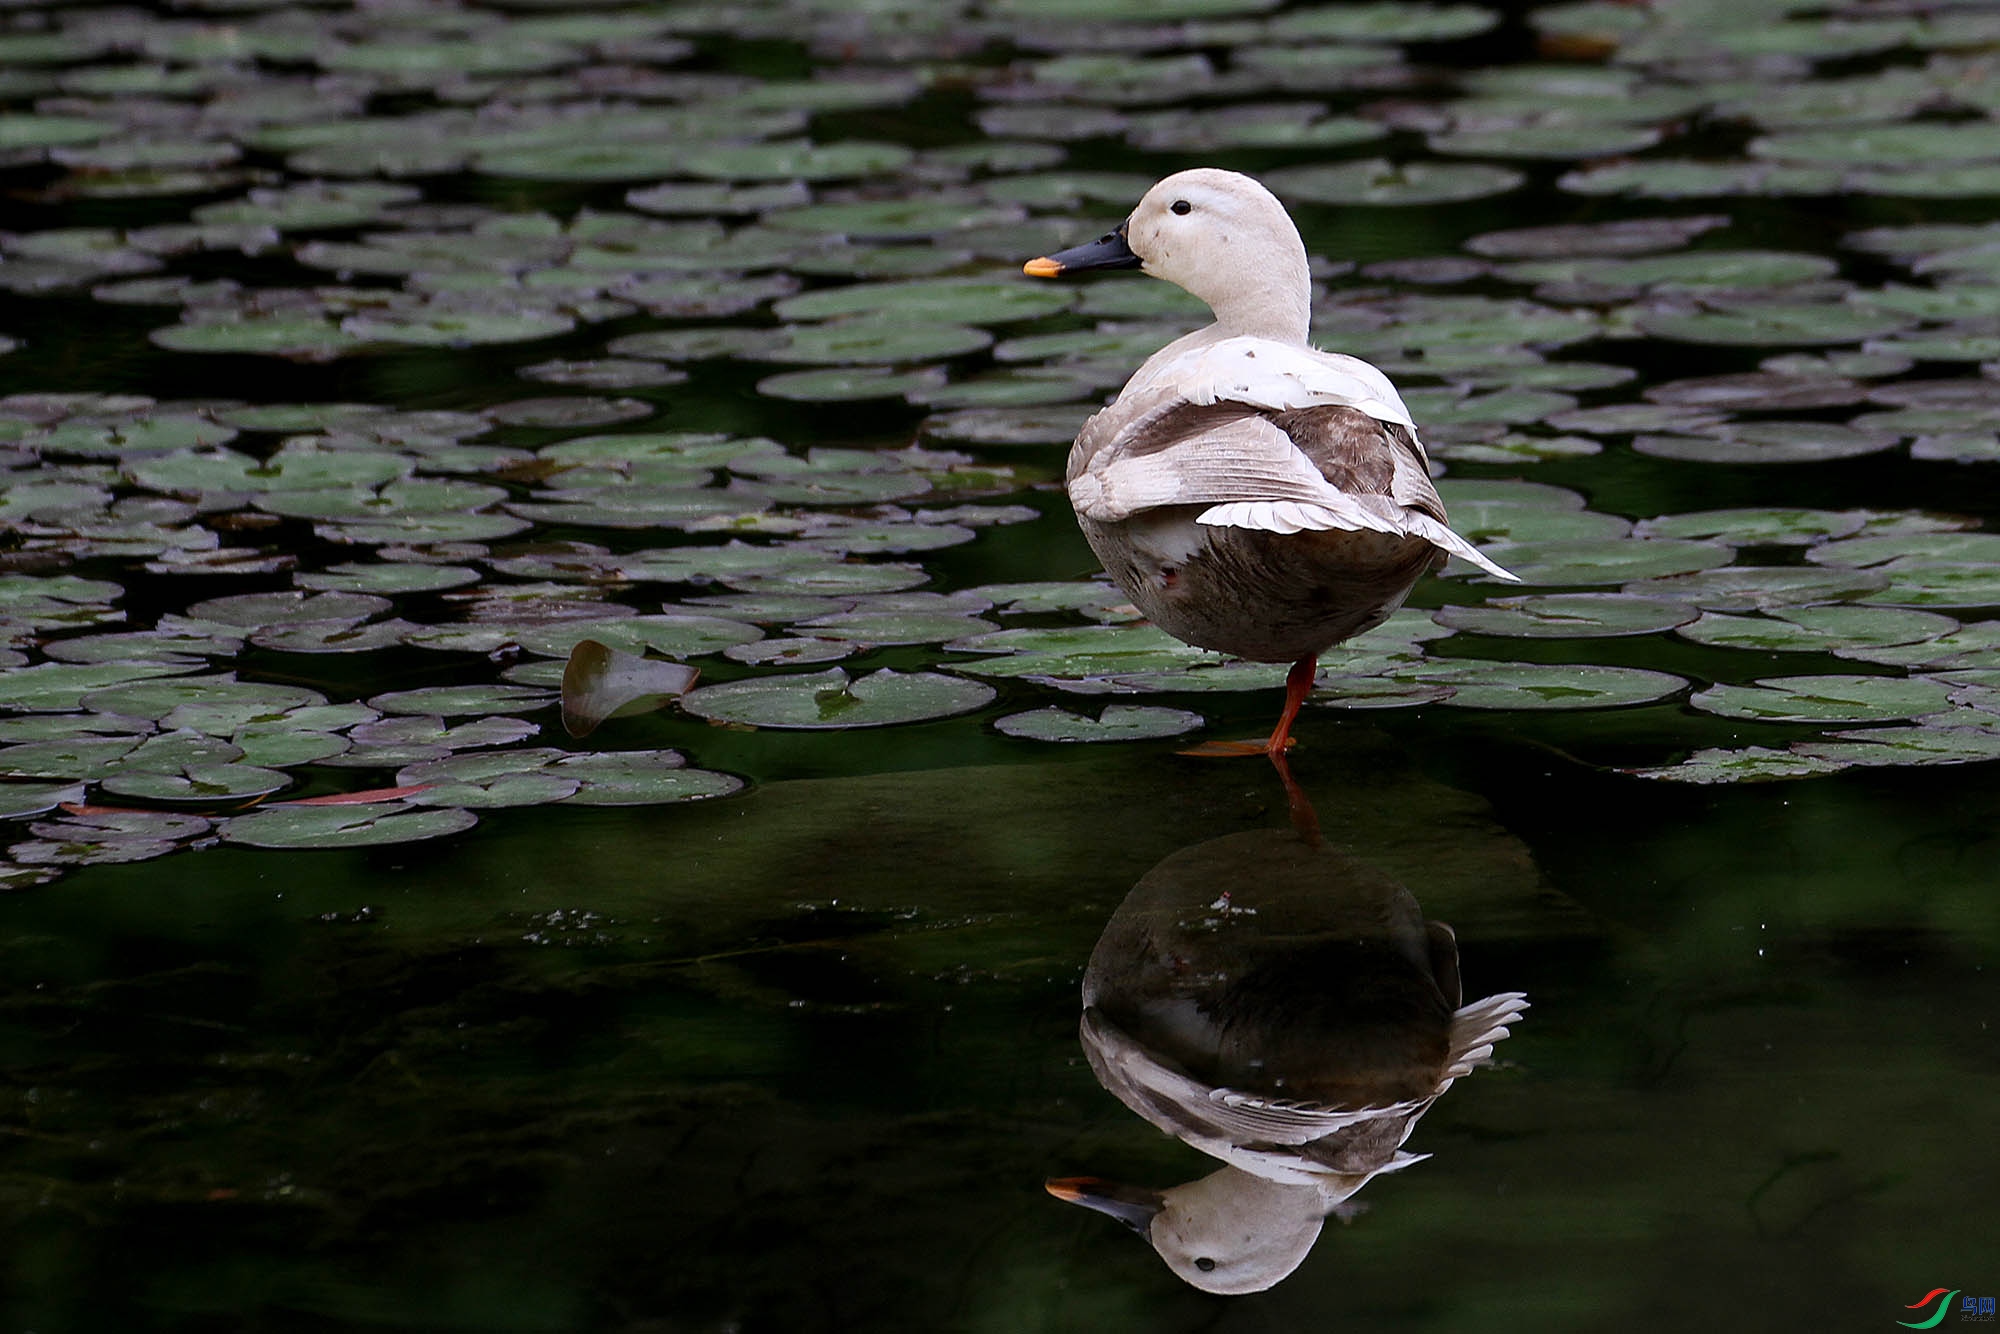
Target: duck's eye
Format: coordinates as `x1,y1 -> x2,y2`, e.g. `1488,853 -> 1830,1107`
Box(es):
1170,199 -> 1192,216
1195,1257 -> 1216,1273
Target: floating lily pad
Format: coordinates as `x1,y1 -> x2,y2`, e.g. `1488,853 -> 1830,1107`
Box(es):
561,639 -> 701,738
1796,727 -> 2000,769
1478,538 -> 1734,586
679,668 -> 994,730
395,748 -> 581,808
1676,606 -> 1958,653
1624,566 -> 1891,612
220,802 -> 478,849
1637,304 -> 1910,348
773,279 -> 1072,325
80,678 -> 326,733
1633,508 -> 1867,545
1407,661 -> 1688,710
1631,423 -> 1898,465
1434,593 -> 1699,638
0,781 -> 87,818
101,763 -> 291,803
1628,746 -> 1847,784
994,705 -> 1203,743
366,684 -> 556,716
1267,159 -> 1524,206
1690,674 -> 1957,723
515,615 -> 762,660
552,751 -> 744,806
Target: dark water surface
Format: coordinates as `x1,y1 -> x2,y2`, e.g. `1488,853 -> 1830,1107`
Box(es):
3,0 -> 1999,1329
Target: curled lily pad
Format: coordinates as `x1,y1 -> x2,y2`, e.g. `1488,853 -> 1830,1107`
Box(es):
994,705 -> 1203,743
220,802 -> 478,849
1407,662 -> 1688,710
679,668 -> 994,730
561,639 -> 701,738
1690,674 -> 1958,724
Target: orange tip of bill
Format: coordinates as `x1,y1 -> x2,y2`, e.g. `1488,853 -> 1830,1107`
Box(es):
1022,256 -> 1063,278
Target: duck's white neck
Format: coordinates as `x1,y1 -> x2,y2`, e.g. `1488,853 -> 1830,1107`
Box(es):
1185,231 -> 1312,345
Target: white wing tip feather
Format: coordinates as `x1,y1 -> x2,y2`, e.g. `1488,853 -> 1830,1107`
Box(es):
1197,500 -> 1402,536
1404,514 -> 1521,581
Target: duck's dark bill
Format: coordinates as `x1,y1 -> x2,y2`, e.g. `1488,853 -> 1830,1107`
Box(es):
1023,223 -> 1141,277
1045,1176 -> 1165,1232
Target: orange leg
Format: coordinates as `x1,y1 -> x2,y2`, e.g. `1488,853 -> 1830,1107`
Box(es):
1179,657 -> 1319,758
1267,744 -> 1322,848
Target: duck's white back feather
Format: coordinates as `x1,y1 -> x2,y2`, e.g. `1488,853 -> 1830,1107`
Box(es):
1155,336 -> 1421,433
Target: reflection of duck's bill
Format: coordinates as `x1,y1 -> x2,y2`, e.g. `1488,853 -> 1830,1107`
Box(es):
1023,222 -> 1143,278
1045,1176 -> 1164,1233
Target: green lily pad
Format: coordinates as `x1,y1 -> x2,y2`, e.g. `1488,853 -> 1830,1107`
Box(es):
150,314 -> 368,360
1628,746 -> 1847,784
552,751 -> 745,806
0,781 -> 87,818
1676,606 -> 1958,653
220,802 -> 479,849
774,279 -> 1073,326
342,307 -> 575,347
516,615 -> 762,660
1632,508 -> 1867,545
757,367 -> 951,403
760,320 -> 991,366
561,639 -> 701,738
1624,566 -> 1891,612
366,685 -> 556,717
1267,159 -> 1524,206
295,563 -> 481,595
0,737 -> 144,781
1855,563 -> 2000,609
1631,423 -> 1898,465
101,763 -> 291,803
1835,620 -> 2000,670
143,685 -> 338,738
394,748 -> 580,808
1636,304 -> 1910,348
679,668 -> 995,730
1429,123 -> 1663,160
1407,662 -> 1688,710
1434,593 -> 1699,638
1795,727 -> 2000,768
1690,674 -> 1958,723
1478,538 -> 1734,586
994,705 -> 1203,743
185,590 -> 390,628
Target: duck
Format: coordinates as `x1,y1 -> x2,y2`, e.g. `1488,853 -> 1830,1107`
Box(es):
1025,168 -> 1517,756
1046,827 -> 1528,1293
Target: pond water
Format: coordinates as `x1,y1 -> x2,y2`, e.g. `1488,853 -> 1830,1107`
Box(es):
2,0 -> 1998,1329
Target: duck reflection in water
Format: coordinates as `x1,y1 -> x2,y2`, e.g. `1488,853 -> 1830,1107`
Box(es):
1047,814 -> 1526,1294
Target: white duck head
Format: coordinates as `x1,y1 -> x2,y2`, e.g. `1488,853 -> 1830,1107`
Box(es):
1048,1164 -> 1387,1295
1025,168 -> 1312,344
